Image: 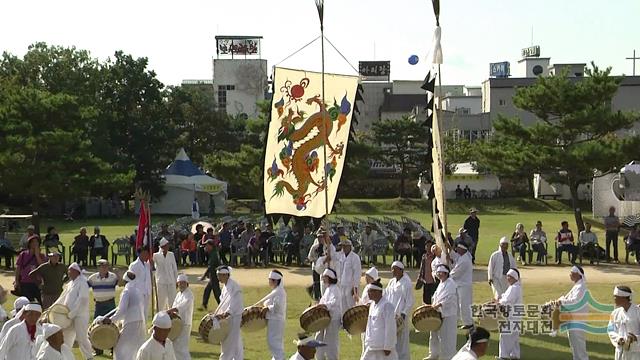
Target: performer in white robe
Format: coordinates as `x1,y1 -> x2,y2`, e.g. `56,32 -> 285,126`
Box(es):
496,268 -> 523,360
450,244 -> 474,329
101,271 -> 146,360
487,237 -> 517,298
0,303 -> 43,360
0,297 -> 29,342
427,264 -> 458,360
253,270 -> 287,360
339,239 -> 362,313
129,247 -> 153,318
355,267 -> 380,355
608,285 -> 640,360
136,311 -> 176,360
169,274 -> 194,360
360,279 -> 397,360
213,265 -> 244,360
36,323 -> 74,360
451,327 -> 491,360
315,268 -> 343,360
555,266 -> 589,360
289,334 -> 327,360
54,262 -> 93,359
384,261 -> 414,360
154,238 -> 179,311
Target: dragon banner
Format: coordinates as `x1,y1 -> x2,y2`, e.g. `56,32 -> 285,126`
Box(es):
264,67 -> 358,218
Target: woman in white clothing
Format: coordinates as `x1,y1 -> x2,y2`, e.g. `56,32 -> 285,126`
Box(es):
496,268 -> 523,360
255,270 -> 287,360
427,264 -> 458,360
315,268 -> 342,360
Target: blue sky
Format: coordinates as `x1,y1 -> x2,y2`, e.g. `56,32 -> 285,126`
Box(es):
2,0 -> 639,86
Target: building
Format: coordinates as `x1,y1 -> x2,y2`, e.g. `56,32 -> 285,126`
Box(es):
212,36 -> 269,118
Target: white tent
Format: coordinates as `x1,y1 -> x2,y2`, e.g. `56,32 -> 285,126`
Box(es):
151,149 -> 228,215
418,162 -> 502,200
533,174 -> 591,201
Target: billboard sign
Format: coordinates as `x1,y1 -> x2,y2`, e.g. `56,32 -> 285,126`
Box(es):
522,45 -> 541,58
359,61 -> 391,81
490,61 -> 510,78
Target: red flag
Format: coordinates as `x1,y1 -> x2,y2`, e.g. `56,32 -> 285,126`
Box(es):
136,200 -> 149,250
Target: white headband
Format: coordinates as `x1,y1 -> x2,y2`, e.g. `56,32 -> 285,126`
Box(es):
368,284 -> 383,291
570,266 -> 585,282
436,265 -> 449,274
322,268 -> 337,279
216,266 -> 231,275
268,271 -> 283,280
24,303 -> 42,313
391,261 -> 405,270
614,287 -> 633,297
507,269 -> 520,281
474,339 -> 489,344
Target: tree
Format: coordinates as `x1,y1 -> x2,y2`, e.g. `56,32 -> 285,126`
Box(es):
442,132 -> 474,174
371,116 -> 429,197
205,145 -> 264,199
477,64 -> 640,229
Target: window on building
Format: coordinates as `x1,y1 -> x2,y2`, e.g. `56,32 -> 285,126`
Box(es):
456,107 -> 471,115
498,99 -> 506,106
217,85 -> 234,109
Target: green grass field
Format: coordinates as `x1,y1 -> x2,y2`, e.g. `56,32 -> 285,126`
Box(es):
5,198 -> 635,359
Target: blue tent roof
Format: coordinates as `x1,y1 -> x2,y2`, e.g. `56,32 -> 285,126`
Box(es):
164,149 -> 205,177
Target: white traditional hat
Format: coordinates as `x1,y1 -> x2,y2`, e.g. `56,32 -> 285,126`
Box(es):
499,236 -> 509,244
152,311 -> 172,329
43,323 -> 62,339
506,269 -> 520,281
177,274 -> 188,283
24,303 -> 42,313
97,259 -> 108,266
391,261 -> 405,270
68,262 -> 81,273
322,268 -> 337,279
365,267 -> 379,280
159,238 -> 169,247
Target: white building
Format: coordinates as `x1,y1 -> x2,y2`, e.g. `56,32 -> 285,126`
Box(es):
212,36 -> 268,118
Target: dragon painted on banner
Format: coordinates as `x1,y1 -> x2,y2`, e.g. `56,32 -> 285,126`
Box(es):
264,68 -> 358,216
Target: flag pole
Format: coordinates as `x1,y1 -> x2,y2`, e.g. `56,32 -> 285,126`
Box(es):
146,194 -> 157,315
315,0 -> 330,227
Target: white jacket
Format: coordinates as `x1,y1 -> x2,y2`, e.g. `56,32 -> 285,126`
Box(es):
172,288 -> 194,326
433,278 -> 458,318
258,286 -> 287,321
215,278 -> 243,317
608,304 -> 640,354
153,251 -> 178,285
0,321 -> 42,360
129,258 -> 152,299
36,343 -> 74,360
364,297 -> 397,352
136,337 -> 177,360
55,275 -> 90,319
110,282 -> 145,325
487,248 -> 517,282
340,251 -> 362,290
451,252 -> 473,287
319,284 -> 342,321
384,273 -> 414,317
559,279 -> 588,314
498,282 -> 523,323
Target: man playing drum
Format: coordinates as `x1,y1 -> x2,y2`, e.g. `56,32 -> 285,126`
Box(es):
213,265 -> 244,360
315,268 -> 343,360
100,271 -> 146,360
607,285 -> 640,360
54,262 -> 93,360
87,259 -> 118,356
254,270 -> 287,360
339,239 -> 362,313
450,244 -> 474,330
168,274 -> 194,360
36,323 -> 74,360
136,311 -> 176,360
496,269 -> 523,360
553,266 -> 589,360
384,261 -> 414,360
426,264 -> 458,360
361,279 -> 397,360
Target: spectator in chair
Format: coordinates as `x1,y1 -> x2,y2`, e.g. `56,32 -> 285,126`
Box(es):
19,225 -> 37,250
72,227 -> 89,267
180,233 -> 197,266
43,226 -> 62,254
555,221 -> 578,264
579,223 -> 599,264
455,185 -> 463,199
604,206 -> 621,263
394,228 -> 412,265
529,221 -> 548,265
89,226 -> 109,267
626,224 -> 640,264
510,223 -> 530,265
0,228 -> 17,269
360,224 -> 378,265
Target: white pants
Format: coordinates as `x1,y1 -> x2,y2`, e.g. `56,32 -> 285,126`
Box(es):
341,286 -> 356,315
615,349 -> 640,360
499,330 -> 520,359
142,294 -> 150,319
457,285 -> 473,326
267,319 -> 285,360
361,348 -> 399,360
63,315 -> 93,359
568,330 -> 588,360
173,323 -> 192,360
396,316 -> 410,360
491,277 -> 508,299
221,315 -> 243,360
428,315 -> 457,360
316,319 -> 340,360
114,320 -> 146,360
156,282 -> 177,311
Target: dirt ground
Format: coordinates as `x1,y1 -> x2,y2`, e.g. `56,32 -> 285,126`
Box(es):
0,262 -> 636,291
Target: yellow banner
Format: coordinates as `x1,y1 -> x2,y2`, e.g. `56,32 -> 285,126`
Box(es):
446,174 -> 482,181
200,184 -> 224,194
